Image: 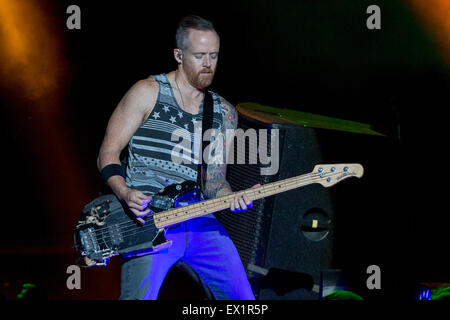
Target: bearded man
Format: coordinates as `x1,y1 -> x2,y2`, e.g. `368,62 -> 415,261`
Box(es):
97,15 -> 256,300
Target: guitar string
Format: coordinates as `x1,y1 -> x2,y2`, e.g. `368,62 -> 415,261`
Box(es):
92,170 -> 343,246
94,171 -> 342,244
105,172 -> 331,242
96,174 -> 318,244
91,171 -> 321,246
92,170 -> 338,243
90,171 -> 322,238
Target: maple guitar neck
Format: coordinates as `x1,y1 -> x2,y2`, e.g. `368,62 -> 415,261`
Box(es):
153,163 -> 363,229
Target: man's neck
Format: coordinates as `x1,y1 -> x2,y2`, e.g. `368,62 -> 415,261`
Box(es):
174,69 -> 204,101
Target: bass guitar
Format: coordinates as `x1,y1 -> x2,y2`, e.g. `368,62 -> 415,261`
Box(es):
74,163 -> 363,266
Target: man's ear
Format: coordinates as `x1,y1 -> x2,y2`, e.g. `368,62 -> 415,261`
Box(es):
174,48 -> 183,64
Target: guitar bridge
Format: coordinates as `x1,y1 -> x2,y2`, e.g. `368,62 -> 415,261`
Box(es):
79,227 -> 116,266
79,227 -> 100,253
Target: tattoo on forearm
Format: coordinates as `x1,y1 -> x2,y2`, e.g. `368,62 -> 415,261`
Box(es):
204,165 -> 231,199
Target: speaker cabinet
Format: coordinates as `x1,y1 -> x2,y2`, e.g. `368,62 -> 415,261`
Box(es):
218,104 -> 398,300
218,106 -> 334,299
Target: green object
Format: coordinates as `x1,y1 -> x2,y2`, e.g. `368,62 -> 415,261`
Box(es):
16,282 -> 47,300
17,283 -> 36,299
431,286 -> 450,300
238,102 -> 385,136
323,290 -> 364,300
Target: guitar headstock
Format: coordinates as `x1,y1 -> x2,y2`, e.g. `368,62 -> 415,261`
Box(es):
311,163 -> 364,187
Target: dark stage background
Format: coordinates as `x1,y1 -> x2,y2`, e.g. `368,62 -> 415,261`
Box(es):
0,0 -> 448,300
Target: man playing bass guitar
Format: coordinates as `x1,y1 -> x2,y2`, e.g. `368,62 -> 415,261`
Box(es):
97,15 -> 258,300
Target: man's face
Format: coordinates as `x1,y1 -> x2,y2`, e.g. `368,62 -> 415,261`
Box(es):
182,29 -> 220,89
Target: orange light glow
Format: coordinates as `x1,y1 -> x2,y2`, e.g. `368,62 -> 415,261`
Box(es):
0,0 -> 64,104
0,0 -> 94,242
404,0 -> 450,67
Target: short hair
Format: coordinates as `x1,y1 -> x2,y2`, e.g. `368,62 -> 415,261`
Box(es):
175,15 -> 218,50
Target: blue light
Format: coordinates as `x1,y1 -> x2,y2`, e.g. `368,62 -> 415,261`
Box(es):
416,288 -> 432,300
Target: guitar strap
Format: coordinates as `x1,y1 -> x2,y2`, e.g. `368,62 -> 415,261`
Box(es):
197,90 -> 214,193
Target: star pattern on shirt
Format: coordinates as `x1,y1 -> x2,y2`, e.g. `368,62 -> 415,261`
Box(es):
152,106 -> 195,128
148,101 -> 222,134
152,112 -> 160,120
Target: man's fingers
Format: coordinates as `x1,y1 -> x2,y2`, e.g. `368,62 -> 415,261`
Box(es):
130,208 -> 150,217
130,215 -> 146,224
129,208 -> 150,224
238,197 -> 247,210
132,194 -> 149,204
140,197 -> 152,209
235,197 -> 241,211
123,189 -> 152,223
130,195 -> 152,210
230,193 -> 255,213
137,193 -> 152,201
136,217 -> 146,224
230,197 -> 241,213
127,201 -> 144,211
243,194 -> 251,205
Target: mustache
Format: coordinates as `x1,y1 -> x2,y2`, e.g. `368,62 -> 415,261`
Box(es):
199,68 -> 213,74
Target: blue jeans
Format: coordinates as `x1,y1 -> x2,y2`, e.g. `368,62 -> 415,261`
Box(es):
119,214 -> 255,300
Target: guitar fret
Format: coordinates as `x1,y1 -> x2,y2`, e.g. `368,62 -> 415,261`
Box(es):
154,173 -> 317,228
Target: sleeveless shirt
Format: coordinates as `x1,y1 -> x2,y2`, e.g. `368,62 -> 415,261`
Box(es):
125,74 -> 224,196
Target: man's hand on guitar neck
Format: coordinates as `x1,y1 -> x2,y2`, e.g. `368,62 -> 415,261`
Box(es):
216,183 -> 261,213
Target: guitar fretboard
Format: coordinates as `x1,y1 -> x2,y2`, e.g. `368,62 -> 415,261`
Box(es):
153,173 -> 315,228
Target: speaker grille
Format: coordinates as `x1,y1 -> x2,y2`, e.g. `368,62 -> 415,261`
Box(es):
218,119 -> 282,276
217,109 -> 337,300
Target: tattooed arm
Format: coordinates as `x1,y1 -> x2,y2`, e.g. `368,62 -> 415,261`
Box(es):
203,96 -> 236,199
203,97 -> 259,212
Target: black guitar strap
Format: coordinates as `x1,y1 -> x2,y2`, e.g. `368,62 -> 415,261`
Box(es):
197,90 -> 214,192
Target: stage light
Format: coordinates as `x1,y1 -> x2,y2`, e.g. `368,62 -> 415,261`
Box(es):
416,286 -> 432,300
0,0 -> 64,104
322,290 -> 364,300
406,0 -> 450,66
0,0 -> 96,243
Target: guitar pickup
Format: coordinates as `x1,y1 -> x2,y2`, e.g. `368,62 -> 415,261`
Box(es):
150,195 -> 174,210
108,224 -> 124,246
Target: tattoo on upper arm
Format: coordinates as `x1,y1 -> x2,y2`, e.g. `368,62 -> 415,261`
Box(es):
220,97 -> 238,131
203,97 -> 237,198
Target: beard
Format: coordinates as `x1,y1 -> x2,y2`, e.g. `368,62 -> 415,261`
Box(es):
185,66 -> 216,90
